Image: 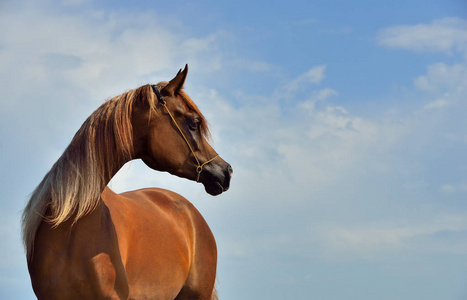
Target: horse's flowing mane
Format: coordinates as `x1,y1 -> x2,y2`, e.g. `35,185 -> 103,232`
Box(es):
22,85 -> 157,261
22,82 -> 210,261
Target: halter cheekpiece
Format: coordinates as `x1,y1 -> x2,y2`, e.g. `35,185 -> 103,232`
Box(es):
151,85 -> 218,182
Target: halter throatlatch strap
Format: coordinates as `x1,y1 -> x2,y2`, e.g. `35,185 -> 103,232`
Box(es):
151,85 -> 218,182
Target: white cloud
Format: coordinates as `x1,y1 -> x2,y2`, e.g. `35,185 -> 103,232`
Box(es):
299,88 -> 338,111
424,97 -> 450,110
1,8 -> 172,104
276,106 -> 384,186
324,213 -> 467,259
414,62 -> 467,93
0,4 -> 268,107
412,62 -> 467,114
377,17 -> 467,58
283,65 -> 327,93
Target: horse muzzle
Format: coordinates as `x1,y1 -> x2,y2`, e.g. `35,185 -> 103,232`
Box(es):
200,162 -> 232,196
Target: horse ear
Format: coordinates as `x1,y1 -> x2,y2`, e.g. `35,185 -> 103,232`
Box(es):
161,64 -> 188,96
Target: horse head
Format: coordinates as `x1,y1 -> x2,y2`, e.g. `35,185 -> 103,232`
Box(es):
132,65 -> 232,195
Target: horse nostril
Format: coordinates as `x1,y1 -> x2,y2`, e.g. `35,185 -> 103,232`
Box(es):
227,164 -> 233,177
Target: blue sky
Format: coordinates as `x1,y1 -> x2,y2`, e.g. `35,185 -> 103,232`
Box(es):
1,0 -> 467,299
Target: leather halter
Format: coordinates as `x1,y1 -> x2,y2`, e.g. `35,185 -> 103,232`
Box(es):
151,85 -> 218,182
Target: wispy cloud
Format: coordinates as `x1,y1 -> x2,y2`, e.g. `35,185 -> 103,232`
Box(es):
423,97 -> 450,110
299,88 -> 339,111
414,62 -> 467,93
325,213 -> 467,259
283,65 -> 327,93
377,17 -> 467,58
441,182 -> 467,193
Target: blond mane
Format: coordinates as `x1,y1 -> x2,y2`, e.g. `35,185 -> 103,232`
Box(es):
22,82 -> 211,261
22,84 -> 156,261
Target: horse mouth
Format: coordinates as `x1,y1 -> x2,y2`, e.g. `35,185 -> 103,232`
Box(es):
201,164 -> 231,196
204,181 -> 229,196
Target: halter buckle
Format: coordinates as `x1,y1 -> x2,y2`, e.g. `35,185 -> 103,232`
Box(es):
196,166 -> 202,182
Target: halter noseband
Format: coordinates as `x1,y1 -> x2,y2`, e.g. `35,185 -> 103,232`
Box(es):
151,85 -> 218,182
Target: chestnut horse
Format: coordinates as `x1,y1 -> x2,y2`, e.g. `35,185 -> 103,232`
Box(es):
22,65 -> 232,299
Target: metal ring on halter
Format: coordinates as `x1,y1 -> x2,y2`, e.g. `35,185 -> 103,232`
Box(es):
151,84 -> 219,182
196,166 -> 203,182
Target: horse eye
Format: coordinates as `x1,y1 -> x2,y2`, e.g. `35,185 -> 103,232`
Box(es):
188,118 -> 200,131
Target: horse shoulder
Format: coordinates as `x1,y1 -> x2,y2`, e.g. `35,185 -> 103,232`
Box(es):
29,201 -> 129,299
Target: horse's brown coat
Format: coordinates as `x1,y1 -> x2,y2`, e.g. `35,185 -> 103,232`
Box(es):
30,188 -> 217,299
23,65 -> 231,299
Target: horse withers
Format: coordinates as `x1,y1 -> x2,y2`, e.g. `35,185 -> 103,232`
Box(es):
22,65 -> 232,299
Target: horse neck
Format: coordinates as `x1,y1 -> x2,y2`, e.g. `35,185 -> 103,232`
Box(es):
26,107 -> 133,230
62,126 -> 129,192
23,91 -> 139,262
